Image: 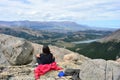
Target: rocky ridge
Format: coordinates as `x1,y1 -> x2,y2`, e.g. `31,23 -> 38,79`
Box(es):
99,29 -> 120,43
0,34 -> 120,80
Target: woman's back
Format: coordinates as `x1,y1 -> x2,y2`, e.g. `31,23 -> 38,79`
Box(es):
38,53 -> 55,64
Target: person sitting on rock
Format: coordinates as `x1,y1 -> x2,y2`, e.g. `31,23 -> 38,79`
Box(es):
34,45 -> 62,80
36,45 -> 55,65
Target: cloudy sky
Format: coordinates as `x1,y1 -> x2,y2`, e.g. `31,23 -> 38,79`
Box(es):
0,0 -> 120,28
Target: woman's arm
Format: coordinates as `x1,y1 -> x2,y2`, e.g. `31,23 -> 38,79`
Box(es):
36,54 -> 40,58
36,54 -> 41,65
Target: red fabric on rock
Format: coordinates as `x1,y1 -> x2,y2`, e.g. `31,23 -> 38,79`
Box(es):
34,62 -> 62,80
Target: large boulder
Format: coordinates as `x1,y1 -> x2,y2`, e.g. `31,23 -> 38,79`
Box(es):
106,61 -> 120,80
0,34 -> 33,65
80,59 -> 106,80
79,59 -> 120,80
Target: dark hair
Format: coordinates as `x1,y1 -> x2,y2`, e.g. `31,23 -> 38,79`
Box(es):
42,45 -> 50,54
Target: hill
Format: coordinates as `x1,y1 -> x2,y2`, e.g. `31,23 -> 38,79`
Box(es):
0,21 -> 90,32
99,29 -> 120,42
68,29 -> 120,60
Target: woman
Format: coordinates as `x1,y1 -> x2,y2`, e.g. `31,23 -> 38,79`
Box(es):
34,45 -> 62,80
36,45 -> 55,65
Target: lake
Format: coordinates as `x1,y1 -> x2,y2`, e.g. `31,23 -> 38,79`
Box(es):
72,39 -> 99,44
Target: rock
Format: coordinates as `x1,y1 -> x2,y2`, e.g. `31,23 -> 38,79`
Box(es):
1,59 -> 120,80
106,60 -> 120,80
0,34 -> 33,65
63,53 -> 90,66
58,62 -> 80,70
30,43 -> 43,64
79,59 -> 120,80
63,53 -> 80,62
80,59 -> 106,80
63,53 -> 90,64
116,58 -> 120,63
49,45 -> 73,62
99,29 -> 120,43
0,51 -> 10,66
0,72 -> 12,80
0,65 -> 34,80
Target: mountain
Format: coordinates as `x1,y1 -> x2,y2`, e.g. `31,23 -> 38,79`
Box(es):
99,29 -> 120,42
0,21 -> 90,32
68,29 -> 120,60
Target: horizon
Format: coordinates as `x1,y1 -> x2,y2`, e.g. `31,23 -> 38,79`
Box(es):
0,0 -> 120,28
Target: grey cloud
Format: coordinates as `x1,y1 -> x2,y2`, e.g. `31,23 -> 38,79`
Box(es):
0,0 -> 120,21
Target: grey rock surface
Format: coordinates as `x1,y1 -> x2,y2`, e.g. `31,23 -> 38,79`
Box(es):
79,59 -> 120,80
99,29 -> 120,43
0,51 -> 10,66
0,34 -> 33,65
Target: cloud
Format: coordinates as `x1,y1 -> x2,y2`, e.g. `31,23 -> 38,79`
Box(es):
9,0 -> 31,4
0,0 -> 120,28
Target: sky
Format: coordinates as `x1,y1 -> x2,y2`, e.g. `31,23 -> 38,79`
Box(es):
0,0 -> 120,28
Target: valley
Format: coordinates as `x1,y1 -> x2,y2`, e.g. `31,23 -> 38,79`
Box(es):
0,21 -> 119,60
0,27 -> 111,48
68,29 -> 120,60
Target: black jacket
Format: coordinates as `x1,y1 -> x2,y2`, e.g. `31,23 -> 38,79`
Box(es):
37,53 -> 55,65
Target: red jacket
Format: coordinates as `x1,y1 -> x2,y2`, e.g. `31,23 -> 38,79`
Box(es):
34,62 -> 62,80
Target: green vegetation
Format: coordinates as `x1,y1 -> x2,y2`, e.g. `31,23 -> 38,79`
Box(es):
0,27 -> 111,48
63,30 -> 111,42
2,27 -> 119,60
68,42 -> 120,60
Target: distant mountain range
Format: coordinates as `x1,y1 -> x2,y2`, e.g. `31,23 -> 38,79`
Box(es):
0,20 -> 117,32
0,21 -> 91,32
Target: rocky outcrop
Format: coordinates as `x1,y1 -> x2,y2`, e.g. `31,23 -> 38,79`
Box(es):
0,65 -> 33,80
0,34 -> 33,65
1,59 -> 120,80
99,29 -> 120,43
79,59 -> 120,80
1,33 -> 120,80
80,59 -> 106,80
